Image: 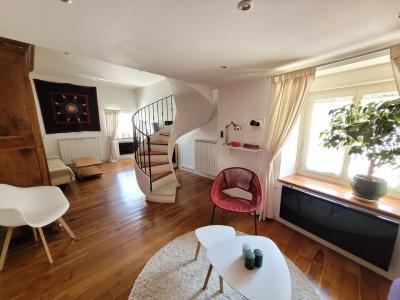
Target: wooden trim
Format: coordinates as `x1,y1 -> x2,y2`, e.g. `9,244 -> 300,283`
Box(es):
21,59 -> 50,185
0,36 -> 50,186
27,45 -> 34,72
278,174 -> 400,221
0,37 -> 30,54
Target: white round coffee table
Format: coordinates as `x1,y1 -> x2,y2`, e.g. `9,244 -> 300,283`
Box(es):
194,225 -> 236,292
207,235 -> 291,300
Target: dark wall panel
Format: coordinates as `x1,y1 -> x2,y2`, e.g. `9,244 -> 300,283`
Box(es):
280,186 -> 398,270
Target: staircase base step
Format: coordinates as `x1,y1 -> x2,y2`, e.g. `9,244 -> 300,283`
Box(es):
152,171 -> 173,182
152,181 -> 177,196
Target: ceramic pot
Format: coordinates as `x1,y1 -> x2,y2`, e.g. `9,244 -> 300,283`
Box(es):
351,174 -> 387,201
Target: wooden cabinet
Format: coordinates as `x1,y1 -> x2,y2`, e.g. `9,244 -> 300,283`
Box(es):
0,37 -> 49,186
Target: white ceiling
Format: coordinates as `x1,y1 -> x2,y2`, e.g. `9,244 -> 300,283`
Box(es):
0,0 -> 399,87
33,46 -> 165,89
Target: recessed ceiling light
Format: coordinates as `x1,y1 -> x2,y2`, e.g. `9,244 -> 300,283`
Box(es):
237,0 -> 253,11
60,0 -> 72,4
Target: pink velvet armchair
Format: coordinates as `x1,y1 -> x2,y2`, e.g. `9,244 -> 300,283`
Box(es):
211,167 -> 262,235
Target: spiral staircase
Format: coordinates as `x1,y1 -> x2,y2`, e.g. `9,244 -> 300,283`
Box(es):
132,79 -> 213,203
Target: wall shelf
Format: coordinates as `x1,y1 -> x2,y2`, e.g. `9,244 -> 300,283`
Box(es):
225,145 -> 264,153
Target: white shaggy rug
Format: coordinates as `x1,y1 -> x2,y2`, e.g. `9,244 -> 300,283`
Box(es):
129,231 -> 320,300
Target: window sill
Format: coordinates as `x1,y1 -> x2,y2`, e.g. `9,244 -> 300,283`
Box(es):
297,169 -> 400,198
278,174 -> 400,221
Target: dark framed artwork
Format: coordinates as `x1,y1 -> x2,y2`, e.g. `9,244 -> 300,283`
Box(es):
34,79 -> 101,134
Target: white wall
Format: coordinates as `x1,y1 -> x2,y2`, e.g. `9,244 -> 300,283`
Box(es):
177,89 -> 219,171
30,73 -> 138,161
136,80 -> 172,108
217,78 -> 270,180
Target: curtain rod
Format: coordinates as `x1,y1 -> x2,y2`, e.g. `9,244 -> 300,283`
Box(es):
274,44 -> 396,76
314,45 -> 392,70
104,108 -> 135,112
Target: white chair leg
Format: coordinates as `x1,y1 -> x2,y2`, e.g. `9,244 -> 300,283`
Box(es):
32,228 -> 38,242
0,227 -> 14,271
194,241 -> 200,260
58,217 -> 76,239
38,228 -> 53,264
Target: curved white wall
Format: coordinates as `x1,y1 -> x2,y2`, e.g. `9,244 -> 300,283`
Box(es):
167,79 -> 213,178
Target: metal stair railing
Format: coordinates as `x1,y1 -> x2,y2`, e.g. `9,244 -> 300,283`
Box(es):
132,95 -> 174,191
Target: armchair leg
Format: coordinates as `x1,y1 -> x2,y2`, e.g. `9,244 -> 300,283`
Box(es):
210,205 -> 216,224
38,228 -> 53,264
254,213 -> 257,235
0,227 -> 14,271
58,217 -> 76,239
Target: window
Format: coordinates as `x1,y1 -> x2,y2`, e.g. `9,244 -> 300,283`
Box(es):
116,111 -> 134,139
304,96 -> 352,175
298,82 -> 400,193
347,91 -> 400,188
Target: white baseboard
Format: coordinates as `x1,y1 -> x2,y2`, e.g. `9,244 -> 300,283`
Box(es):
117,154 -> 134,160
179,165 -> 215,180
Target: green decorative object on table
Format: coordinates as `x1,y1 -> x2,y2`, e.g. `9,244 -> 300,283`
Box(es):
320,98 -> 400,201
254,249 -> 263,268
245,251 -> 255,270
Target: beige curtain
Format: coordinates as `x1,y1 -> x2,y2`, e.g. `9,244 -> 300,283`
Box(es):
104,110 -> 119,162
260,67 -> 316,220
390,45 -> 400,92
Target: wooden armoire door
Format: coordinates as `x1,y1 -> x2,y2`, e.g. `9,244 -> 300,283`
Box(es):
0,37 -> 49,186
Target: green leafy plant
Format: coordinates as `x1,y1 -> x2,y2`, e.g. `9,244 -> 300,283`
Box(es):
320,99 -> 400,178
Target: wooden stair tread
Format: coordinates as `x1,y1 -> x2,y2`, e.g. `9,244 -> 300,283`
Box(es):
139,151 -> 167,156
151,171 -> 173,182
143,161 -> 169,167
160,133 -> 170,136
150,142 -> 168,145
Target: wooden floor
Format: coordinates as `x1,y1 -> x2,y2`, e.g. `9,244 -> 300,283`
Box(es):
0,160 -> 391,300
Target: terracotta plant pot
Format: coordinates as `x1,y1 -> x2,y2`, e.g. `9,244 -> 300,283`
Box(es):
351,174 -> 388,201
229,141 -> 241,147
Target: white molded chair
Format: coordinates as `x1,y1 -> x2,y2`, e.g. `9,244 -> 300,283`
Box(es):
0,184 -> 76,270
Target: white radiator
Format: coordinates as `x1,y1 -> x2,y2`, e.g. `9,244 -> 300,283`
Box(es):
58,137 -> 101,164
195,139 -> 217,177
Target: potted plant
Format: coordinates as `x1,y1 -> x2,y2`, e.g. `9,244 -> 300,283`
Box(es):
320,98 -> 400,201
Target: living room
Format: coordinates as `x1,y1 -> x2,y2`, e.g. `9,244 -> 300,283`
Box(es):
1,1 -> 400,300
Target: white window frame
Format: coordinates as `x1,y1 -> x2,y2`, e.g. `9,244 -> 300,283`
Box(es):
115,111 -> 135,140
297,81 -> 400,197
